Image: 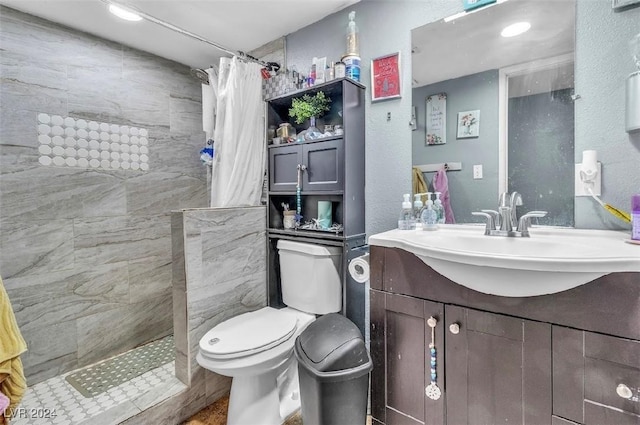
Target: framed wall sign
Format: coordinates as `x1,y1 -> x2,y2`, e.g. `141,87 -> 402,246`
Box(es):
371,52 -> 401,102
456,110 -> 480,138
612,0 -> 640,10
426,93 -> 447,145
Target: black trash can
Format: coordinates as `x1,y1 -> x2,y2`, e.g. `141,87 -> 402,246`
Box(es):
294,313 -> 372,425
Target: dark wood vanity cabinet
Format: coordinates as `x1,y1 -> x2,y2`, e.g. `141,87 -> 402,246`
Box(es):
370,246 -> 640,425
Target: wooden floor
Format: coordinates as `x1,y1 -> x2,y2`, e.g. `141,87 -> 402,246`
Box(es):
183,396 -> 302,425
183,395 -> 371,425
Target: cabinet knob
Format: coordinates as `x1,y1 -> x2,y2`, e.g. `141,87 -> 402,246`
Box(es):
449,323 -> 460,334
616,383 -> 633,400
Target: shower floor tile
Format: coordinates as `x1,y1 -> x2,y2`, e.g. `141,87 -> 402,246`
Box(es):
11,361 -> 182,425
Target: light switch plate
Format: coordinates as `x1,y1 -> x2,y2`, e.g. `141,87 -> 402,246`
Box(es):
575,163 -> 601,196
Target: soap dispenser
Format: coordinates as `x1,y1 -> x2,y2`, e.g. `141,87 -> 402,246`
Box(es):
434,192 -> 445,224
398,194 -> 416,230
413,194 -> 424,221
421,192 -> 438,231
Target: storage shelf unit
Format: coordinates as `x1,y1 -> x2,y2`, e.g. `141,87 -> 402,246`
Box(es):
266,78 -> 366,333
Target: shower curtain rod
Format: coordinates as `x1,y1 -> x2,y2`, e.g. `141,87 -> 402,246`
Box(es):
100,0 -> 280,72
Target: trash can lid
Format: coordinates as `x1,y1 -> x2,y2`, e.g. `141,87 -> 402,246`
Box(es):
295,313 -> 369,373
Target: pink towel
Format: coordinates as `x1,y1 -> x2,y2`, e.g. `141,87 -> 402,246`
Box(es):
433,168 -> 455,224
0,391 -> 9,416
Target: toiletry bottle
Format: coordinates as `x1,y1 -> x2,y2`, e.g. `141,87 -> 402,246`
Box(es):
421,193 -> 438,231
413,194 -> 424,221
346,11 -> 359,56
398,194 -> 416,230
632,194 -> 640,240
434,192 -> 445,224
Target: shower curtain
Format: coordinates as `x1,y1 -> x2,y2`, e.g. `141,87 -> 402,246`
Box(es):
210,57 -> 265,207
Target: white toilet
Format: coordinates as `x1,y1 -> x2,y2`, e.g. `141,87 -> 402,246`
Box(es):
196,240 -> 343,425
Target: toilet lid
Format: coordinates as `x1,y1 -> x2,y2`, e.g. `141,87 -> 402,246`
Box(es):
199,307 -> 298,359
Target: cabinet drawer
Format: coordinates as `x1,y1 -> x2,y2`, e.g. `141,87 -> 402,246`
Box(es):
584,332 -> 640,416
584,401 -> 640,425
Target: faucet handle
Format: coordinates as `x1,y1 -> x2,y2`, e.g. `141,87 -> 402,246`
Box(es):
517,211 -> 547,236
472,211 -> 496,235
481,209 -> 501,227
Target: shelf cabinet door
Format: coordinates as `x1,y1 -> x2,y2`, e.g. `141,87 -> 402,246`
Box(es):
269,144 -> 302,192
445,305 -> 552,425
302,139 -> 344,192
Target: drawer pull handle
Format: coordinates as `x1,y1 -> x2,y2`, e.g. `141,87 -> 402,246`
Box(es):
617,384 -> 633,400
449,323 -> 460,335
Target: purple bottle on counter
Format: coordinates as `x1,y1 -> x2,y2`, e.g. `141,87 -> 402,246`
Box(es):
632,194 -> 640,240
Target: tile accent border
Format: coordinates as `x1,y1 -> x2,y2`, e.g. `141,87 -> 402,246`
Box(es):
36,113 -> 150,171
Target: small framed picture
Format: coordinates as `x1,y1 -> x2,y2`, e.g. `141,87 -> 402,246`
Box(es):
371,52 -> 401,102
457,110 -> 480,138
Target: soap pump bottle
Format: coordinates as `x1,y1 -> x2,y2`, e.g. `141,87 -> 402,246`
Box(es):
434,192 -> 445,224
421,192 -> 438,231
398,194 -> 416,230
413,194 -> 424,221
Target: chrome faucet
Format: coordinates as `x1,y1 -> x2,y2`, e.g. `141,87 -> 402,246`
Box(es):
472,191 -> 547,237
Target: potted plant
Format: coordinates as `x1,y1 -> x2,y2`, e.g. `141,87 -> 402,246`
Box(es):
289,91 -> 331,139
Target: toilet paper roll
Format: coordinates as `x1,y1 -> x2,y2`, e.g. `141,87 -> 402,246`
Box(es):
348,253 -> 370,283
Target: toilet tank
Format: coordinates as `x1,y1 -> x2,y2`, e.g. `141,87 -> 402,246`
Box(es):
277,240 -> 342,314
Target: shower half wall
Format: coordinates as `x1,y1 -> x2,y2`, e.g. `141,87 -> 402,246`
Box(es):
0,5 -> 207,384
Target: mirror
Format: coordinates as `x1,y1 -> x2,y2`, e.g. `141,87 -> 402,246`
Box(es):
411,0 -> 576,226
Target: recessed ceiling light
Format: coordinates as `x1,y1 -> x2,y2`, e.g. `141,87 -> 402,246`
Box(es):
108,4 -> 143,22
501,22 -> 531,38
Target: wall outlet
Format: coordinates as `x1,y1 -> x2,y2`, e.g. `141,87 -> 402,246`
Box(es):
473,164 -> 483,179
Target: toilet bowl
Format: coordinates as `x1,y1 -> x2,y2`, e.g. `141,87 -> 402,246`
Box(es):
197,307 -> 315,425
197,240 -> 342,425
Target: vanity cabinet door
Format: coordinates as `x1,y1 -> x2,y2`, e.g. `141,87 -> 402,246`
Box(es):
370,290 -> 445,425
445,305 -> 552,425
553,325 -> 640,425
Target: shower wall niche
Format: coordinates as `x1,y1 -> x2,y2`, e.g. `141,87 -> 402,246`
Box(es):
0,5 -> 207,384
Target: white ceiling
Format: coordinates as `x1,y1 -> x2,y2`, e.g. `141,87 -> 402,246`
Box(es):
0,0 -> 360,69
411,0 -> 576,87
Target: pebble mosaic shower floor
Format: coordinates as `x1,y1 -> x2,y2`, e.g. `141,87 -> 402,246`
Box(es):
11,338 -> 179,425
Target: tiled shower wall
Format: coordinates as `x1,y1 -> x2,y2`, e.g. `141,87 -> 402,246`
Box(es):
0,6 -> 207,384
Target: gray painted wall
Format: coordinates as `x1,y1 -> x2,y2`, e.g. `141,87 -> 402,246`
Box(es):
286,0 -> 640,233
0,6 -> 207,383
412,70 -> 499,223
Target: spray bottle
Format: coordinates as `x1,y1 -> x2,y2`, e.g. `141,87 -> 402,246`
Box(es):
421,192 -> 438,231
398,194 -> 416,230
434,192 -> 445,224
346,11 -> 359,56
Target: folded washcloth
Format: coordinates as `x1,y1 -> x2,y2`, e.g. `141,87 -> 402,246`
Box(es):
0,277 -> 27,422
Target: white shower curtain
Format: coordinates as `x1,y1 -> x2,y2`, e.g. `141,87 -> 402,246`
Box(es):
210,57 -> 265,207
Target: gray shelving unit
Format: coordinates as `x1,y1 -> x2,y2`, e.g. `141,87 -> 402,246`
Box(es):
266,78 -> 367,334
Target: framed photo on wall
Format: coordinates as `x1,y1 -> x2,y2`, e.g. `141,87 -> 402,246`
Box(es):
456,110 -> 480,138
426,93 -> 446,145
371,52 -> 401,102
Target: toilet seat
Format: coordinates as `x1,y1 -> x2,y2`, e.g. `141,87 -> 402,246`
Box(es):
199,307 -> 298,360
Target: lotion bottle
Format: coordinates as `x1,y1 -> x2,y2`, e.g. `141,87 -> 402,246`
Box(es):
421,193 -> 438,231
434,192 -> 445,224
398,194 -> 416,230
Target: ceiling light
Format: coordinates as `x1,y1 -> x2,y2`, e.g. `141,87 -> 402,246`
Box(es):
501,22 -> 531,38
108,4 -> 143,21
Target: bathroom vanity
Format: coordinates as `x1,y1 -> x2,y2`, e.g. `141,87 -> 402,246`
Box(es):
265,78 -> 367,333
369,231 -> 640,425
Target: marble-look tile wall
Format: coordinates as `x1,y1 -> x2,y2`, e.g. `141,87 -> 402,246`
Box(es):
0,6 -> 208,384
171,207 -> 267,398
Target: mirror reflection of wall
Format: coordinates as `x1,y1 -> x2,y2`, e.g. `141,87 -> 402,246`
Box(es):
411,0 -> 576,225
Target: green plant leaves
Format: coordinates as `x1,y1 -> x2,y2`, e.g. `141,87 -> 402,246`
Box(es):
289,91 -> 332,124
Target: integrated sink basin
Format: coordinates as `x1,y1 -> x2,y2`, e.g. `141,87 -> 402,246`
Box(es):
368,224 -> 640,297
